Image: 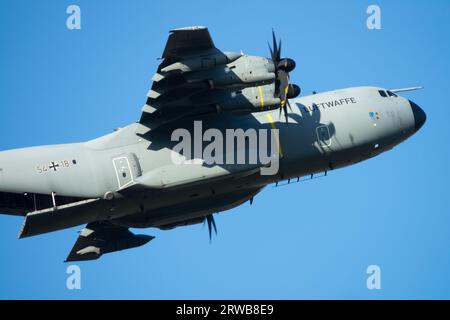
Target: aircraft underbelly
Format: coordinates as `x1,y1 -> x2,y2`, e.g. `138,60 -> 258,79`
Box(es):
114,186 -> 262,229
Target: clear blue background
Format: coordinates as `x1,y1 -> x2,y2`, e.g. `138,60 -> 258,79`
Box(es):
0,0 -> 448,299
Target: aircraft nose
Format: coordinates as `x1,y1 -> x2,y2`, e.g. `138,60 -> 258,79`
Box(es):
409,100 -> 426,132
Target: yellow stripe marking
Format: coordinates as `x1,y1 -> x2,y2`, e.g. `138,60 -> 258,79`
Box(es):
266,113 -> 283,158
258,86 -> 264,109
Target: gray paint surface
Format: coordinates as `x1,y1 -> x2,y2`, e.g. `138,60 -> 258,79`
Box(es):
0,27 -> 426,261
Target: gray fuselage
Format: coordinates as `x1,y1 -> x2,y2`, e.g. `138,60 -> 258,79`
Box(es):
0,86 -> 425,232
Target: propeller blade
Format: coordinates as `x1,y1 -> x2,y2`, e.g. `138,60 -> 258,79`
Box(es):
211,215 -> 217,234
286,99 -> 293,112
206,216 -> 212,240
271,30 -> 282,64
267,29 -> 301,116
206,214 -> 217,242
274,79 -> 281,96
272,29 -> 278,61
277,39 -> 282,62
284,104 -> 288,124
278,70 -> 289,100
268,42 -> 274,61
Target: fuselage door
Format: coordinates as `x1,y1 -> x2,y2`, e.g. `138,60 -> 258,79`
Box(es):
112,154 -> 142,190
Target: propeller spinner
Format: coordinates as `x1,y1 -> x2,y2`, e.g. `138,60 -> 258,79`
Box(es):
268,30 -> 301,123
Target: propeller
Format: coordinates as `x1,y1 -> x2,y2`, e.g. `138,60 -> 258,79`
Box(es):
205,214 -> 217,242
268,30 -> 301,123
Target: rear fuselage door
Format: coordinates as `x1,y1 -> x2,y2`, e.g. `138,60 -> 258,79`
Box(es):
112,153 -> 142,190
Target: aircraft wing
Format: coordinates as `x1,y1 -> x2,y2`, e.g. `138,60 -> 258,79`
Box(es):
140,26 -> 223,128
65,221 -> 154,262
138,27 -> 298,130
159,26 -> 216,67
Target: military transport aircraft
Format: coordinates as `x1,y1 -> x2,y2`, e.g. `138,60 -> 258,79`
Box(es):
0,26 -> 426,261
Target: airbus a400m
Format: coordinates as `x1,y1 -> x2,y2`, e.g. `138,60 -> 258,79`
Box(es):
0,27 -> 426,261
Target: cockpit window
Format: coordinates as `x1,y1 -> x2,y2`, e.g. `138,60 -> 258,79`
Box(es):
387,90 -> 398,97
378,90 -> 387,97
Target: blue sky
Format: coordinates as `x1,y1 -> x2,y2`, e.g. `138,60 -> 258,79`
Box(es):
0,0 -> 449,299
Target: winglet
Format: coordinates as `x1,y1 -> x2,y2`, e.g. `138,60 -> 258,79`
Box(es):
390,86 -> 424,93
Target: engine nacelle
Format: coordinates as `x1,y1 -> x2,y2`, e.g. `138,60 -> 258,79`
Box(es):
185,55 -> 276,89
217,84 -> 280,114
161,51 -> 242,73
189,84 -> 280,114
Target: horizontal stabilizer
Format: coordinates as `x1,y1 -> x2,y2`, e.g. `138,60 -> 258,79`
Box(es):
65,221 -> 154,262
19,199 -> 101,238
